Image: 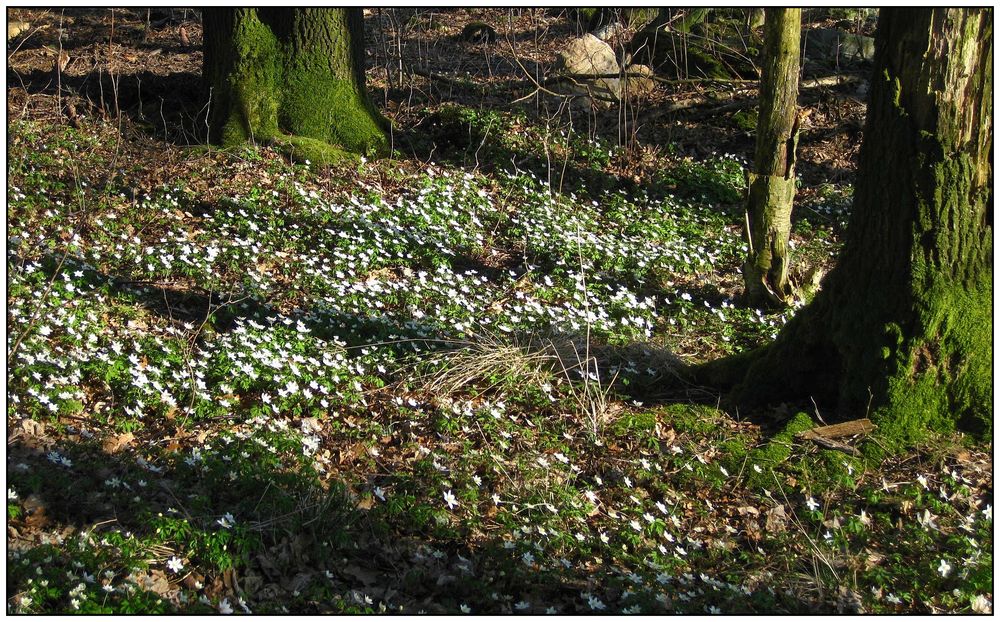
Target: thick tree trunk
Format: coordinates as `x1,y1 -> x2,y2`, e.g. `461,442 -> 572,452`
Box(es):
743,8 -> 801,308
701,8 -> 992,447
203,8 -> 388,161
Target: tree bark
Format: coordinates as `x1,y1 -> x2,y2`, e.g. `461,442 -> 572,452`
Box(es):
743,8 -> 801,308
699,8 -> 992,447
203,8 -> 388,162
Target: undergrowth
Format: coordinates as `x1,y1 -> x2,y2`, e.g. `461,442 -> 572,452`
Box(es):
6,114 -> 991,615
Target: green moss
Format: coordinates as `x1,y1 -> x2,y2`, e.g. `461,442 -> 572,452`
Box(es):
611,410 -> 658,436
683,46 -> 733,80
622,8 -> 660,29
274,134 -> 355,167
576,8 -> 600,25
732,109 -> 758,132
717,437 -> 750,473
860,120 -> 992,448
209,8 -> 388,157
218,10 -> 283,146
675,8 -> 710,33
874,273 -> 992,449
745,411 -> 813,489
280,74 -> 388,156
659,403 -> 723,435
794,450 -> 865,492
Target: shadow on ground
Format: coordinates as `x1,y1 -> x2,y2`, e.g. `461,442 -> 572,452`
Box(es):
7,425 -> 822,614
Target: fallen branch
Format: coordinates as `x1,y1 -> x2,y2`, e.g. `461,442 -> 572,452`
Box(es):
644,75 -> 866,123
407,65 -> 492,94
800,74 -> 864,89
796,418 -> 875,456
796,418 -> 875,440
407,60 -> 864,110
539,73 -> 758,87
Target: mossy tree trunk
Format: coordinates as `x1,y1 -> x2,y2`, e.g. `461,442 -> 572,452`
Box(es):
743,8 -> 801,308
203,8 -> 388,163
699,8 -> 992,446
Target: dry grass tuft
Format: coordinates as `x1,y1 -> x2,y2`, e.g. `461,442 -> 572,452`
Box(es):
419,330 -> 686,435
421,331 -> 560,396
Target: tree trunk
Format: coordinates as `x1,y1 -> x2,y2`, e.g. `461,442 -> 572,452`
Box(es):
700,8 -> 992,447
203,8 -> 388,162
743,8 -> 801,308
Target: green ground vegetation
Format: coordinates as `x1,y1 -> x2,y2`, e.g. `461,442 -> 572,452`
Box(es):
6,106 -> 991,615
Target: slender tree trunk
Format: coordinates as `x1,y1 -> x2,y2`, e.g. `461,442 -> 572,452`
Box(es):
743,8 -> 801,308
700,8 -> 992,447
203,8 -> 388,161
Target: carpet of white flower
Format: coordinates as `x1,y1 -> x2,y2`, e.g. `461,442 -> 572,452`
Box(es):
6,122 -> 992,615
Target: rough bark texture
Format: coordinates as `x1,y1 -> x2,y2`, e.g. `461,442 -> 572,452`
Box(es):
700,8 -> 992,448
743,8 -> 801,308
203,8 -> 388,162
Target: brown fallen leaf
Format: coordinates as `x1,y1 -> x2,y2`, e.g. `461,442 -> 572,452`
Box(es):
736,505 -> 760,516
181,571 -> 206,591
23,498 -> 50,530
20,418 -> 45,437
764,505 -> 788,532
205,576 -> 226,600
55,50 -> 70,73
65,102 -> 83,128
144,570 -> 173,596
102,431 -> 134,454
222,567 -> 239,592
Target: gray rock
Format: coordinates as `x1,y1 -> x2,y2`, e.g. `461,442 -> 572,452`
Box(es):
592,20 -> 624,42
556,33 -> 620,77
624,63 -> 656,97
554,34 -> 622,105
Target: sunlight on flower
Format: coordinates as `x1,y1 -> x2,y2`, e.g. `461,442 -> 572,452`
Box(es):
937,559 -> 952,578
971,594 -> 992,614
586,594 -> 606,610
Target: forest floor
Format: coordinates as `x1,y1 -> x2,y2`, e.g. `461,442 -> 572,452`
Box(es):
6,8 -> 992,615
